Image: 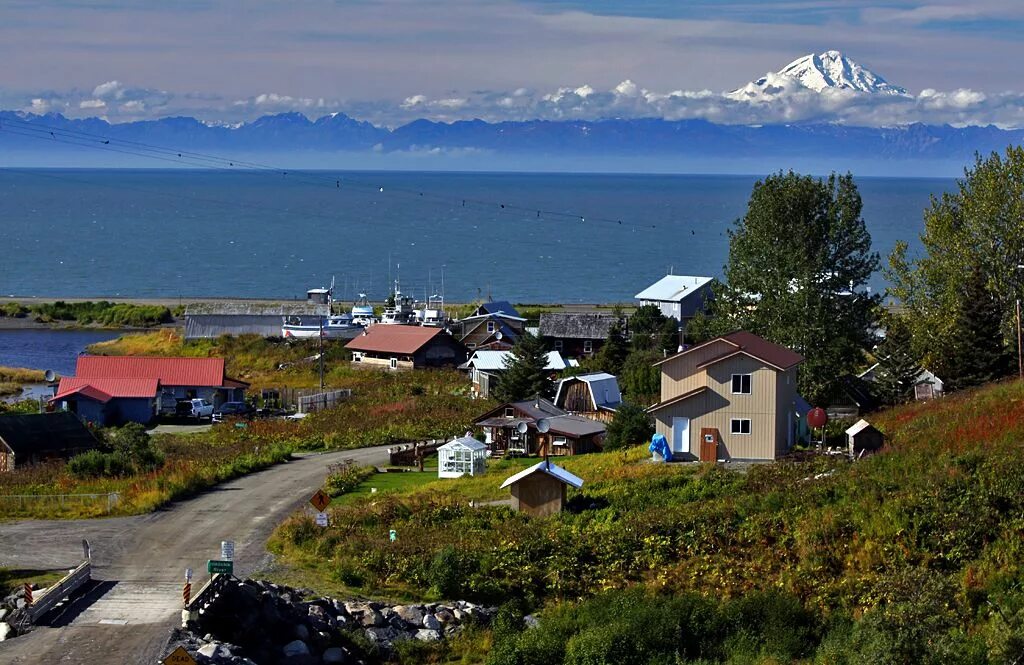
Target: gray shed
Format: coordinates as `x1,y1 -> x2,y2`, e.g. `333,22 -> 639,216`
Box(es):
184,302 -> 329,339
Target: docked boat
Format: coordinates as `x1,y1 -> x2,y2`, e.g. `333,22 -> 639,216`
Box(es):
379,280 -> 418,325
282,313 -> 363,340
350,294 -> 377,327
415,294 -> 449,327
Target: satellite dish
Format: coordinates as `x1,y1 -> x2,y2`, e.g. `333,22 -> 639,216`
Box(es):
495,331 -> 503,340
43,369 -> 56,383
516,421 -> 529,434
537,418 -> 550,433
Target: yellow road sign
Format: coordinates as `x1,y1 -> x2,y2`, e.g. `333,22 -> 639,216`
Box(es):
163,646 -> 197,665
309,488 -> 331,512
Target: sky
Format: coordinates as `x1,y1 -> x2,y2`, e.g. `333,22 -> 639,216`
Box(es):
3,0 -> 1024,127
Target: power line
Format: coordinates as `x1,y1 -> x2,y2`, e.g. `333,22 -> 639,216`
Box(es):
0,115 -> 656,229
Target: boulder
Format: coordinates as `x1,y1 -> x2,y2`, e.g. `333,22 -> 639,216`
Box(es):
524,614 -> 540,629
293,623 -> 311,641
0,623 -> 12,642
0,609 -> 8,622
434,608 -> 454,624
422,614 -> 441,631
282,640 -> 311,657
197,643 -> 234,660
394,605 -> 424,626
414,629 -> 442,642
322,646 -> 347,664
359,609 -> 384,628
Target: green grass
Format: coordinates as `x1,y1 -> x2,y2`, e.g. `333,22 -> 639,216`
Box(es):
0,568 -> 65,596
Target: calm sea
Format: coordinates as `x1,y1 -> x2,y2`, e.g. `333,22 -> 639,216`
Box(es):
0,170 -> 954,304
0,328 -> 120,374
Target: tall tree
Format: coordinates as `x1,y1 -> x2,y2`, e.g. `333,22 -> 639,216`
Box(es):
888,146 -> 1024,375
493,331 -> 553,402
714,171 -> 881,404
594,316 -> 629,375
872,316 -> 924,405
945,266 -> 1008,390
628,304 -> 678,354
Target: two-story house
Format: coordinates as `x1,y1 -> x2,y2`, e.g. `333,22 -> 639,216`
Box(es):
647,331 -> 803,462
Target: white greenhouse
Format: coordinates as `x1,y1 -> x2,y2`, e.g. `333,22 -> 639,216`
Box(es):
438,436 -> 488,478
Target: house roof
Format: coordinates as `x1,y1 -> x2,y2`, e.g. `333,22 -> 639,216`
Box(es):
475,301 -> 521,318
0,412 -> 99,457
634,275 -> 713,302
656,330 -> 803,371
845,419 -> 877,437
53,377 -> 160,402
544,414 -> 606,437
646,386 -> 710,413
75,356 -> 227,387
538,313 -> 618,340
554,372 -> 622,410
500,460 -> 584,490
185,302 -> 329,316
345,325 -> 447,355
439,436 -> 488,452
474,398 -> 567,426
460,350 -> 567,372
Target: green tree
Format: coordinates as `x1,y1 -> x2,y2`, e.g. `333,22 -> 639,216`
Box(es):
944,266 -> 1008,390
888,147 -> 1024,373
593,316 -> 629,375
872,316 -> 924,405
714,171 -> 880,404
603,403 -> 654,450
619,349 -> 662,407
109,422 -> 164,472
493,331 -> 553,402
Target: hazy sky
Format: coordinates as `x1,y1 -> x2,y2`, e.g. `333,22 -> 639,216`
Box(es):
4,0 -> 1023,126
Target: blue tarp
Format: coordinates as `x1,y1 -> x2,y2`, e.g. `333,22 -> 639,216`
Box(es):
649,433 -> 671,462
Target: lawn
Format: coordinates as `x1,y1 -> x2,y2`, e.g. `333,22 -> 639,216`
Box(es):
0,568 -> 65,597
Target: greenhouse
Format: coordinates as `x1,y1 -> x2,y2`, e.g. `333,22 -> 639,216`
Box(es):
438,436 -> 488,478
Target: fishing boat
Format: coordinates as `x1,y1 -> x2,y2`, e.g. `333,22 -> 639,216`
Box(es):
350,294 -> 377,327
379,279 -> 418,325
281,279 -> 364,339
415,294 -> 449,327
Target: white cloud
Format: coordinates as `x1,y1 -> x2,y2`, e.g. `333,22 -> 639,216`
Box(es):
79,99 -> 106,109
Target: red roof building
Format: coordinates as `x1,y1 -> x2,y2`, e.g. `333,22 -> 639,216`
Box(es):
346,326 -> 467,371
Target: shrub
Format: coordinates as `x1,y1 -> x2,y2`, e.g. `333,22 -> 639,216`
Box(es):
603,403 -> 654,450
324,465 -> 375,497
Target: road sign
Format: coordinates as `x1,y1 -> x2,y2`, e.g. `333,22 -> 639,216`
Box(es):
309,488 -> 331,512
220,540 -> 235,561
207,559 -> 234,575
163,646 -> 197,665
185,567 -> 193,582
315,511 -> 329,527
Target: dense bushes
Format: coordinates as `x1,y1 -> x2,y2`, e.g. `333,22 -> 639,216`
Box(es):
29,300 -> 173,327
602,402 -> 654,450
324,464 -> 375,496
68,423 -> 164,478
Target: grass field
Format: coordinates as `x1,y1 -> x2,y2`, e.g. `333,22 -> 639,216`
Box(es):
0,568 -> 65,597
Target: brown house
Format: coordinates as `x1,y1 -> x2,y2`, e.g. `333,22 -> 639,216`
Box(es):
538,313 -> 620,359
474,398 -> 605,457
553,372 -> 622,423
450,302 -> 526,352
346,326 -> 467,371
647,331 -> 804,462
500,460 -> 584,517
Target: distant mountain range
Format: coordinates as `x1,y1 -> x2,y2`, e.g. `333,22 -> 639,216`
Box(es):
1,51 -> 1021,169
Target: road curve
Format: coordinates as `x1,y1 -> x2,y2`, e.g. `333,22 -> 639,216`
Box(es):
0,445 -> 392,665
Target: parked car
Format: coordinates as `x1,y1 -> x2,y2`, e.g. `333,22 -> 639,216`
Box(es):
212,401 -> 254,423
183,398 -> 214,421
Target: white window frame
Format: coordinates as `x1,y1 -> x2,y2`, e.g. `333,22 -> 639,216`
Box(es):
486,321 -> 496,333
730,418 -> 752,435
731,374 -> 752,395
504,407 -> 515,418
553,436 -> 568,447
390,357 -> 398,369
583,340 -> 593,354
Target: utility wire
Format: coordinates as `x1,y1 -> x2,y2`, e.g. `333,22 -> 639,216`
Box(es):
0,115 -> 656,229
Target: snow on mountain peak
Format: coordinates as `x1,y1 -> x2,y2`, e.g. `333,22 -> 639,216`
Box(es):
730,50 -> 907,99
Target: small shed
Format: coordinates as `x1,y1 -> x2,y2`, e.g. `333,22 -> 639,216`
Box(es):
438,436 -> 488,478
0,412 -> 100,471
499,460 -> 584,517
846,419 -> 885,458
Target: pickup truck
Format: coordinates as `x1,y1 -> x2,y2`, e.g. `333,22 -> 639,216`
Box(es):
183,398 -> 215,421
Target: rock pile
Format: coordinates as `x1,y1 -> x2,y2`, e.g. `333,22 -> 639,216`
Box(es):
0,583 -> 43,642
175,578 -> 495,664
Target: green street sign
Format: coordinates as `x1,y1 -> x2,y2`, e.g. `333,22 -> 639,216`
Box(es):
207,559 -> 234,575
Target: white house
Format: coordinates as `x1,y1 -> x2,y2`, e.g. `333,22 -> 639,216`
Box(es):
437,436 -> 488,478
858,364 -> 944,401
634,275 -> 714,323
459,349 -> 569,398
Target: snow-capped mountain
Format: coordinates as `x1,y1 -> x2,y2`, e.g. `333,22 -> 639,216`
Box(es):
730,50 -> 907,99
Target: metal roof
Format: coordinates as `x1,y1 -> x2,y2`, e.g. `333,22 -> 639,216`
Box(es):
53,377 -> 160,401
500,460 -> 584,490
76,356 -> 227,387
345,325 -> 446,355
439,436 -> 488,451
185,302 -> 329,316
845,419 -> 875,437
462,350 -> 567,372
0,412 -> 99,457
544,414 -> 606,437
634,275 -> 713,302
554,372 -> 622,410
475,301 -> 521,318
657,330 -> 803,371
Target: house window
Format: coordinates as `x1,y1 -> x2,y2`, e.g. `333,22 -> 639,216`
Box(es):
467,343 -> 476,349
731,374 -> 752,394
554,340 -> 563,351
730,418 -> 752,435
353,353 -> 362,362
486,321 -> 496,333
583,340 -> 593,354
390,357 -> 398,369
553,436 -> 568,447
504,407 -> 515,418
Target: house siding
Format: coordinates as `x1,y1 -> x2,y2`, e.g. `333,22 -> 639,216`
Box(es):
659,340 -> 733,399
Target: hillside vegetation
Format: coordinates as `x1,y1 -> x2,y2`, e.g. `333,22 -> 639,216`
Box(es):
273,379 -> 1024,663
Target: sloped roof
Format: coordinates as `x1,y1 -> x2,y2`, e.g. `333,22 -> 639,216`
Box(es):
461,350 -> 567,372
845,419 -> 878,437
76,356 -> 227,387
474,398 -> 567,426
53,377 -> 160,402
476,301 -> 521,318
635,275 -> 713,302
647,386 -> 710,413
656,330 -> 803,371
544,414 -> 606,437
346,325 -> 446,354
554,372 -> 622,410
185,302 -> 329,316
0,412 -> 99,457
538,313 -> 618,340
500,460 -> 584,490
439,435 -> 488,451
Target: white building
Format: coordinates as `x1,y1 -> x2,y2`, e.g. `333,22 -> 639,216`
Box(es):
634,275 -> 714,322
437,436 -> 488,478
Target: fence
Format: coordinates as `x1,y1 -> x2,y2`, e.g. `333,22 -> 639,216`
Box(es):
0,492 -> 120,515
182,573 -> 232,628
389,439 -> 446,466
24,559 -> 92,623
297,389 -> 352,414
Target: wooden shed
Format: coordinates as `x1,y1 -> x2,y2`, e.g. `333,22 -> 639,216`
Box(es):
845,419 -> 885,458
499,460 -> 584,517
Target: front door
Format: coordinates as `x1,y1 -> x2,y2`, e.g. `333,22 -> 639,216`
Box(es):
671,417 -> 690,456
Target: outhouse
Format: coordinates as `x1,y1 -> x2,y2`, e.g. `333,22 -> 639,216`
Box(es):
437,436 -> 488,478
845,419 -> 885,458
499,460 -> 584,517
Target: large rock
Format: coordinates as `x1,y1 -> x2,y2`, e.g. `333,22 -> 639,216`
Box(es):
0,623 -> 12,642
415,629 -> 442,642
422,614 -> 441,631
394,605 -> 424,626
359,609 -> 384,627
197,643 -> 234,659
293,623 -> 310,641
0,609 -> 8,622
282,639 -> 311,657
321,647 -> 347,664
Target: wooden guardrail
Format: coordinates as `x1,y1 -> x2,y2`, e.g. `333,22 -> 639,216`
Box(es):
181,573 -> 232,628
388,439 -> 444,466
23,559 -> 91,624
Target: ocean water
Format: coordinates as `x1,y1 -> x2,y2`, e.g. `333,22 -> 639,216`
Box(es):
0,328 -> 120,374
0,169 -> 955,304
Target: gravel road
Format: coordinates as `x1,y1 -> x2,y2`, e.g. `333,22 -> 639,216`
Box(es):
0,445 -> 392,665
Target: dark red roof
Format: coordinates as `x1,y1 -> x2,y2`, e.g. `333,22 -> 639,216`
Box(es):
346,326 -> 445,355
52,377 -> 160,402
75,356 -> 226,386
657,330 -> 803,371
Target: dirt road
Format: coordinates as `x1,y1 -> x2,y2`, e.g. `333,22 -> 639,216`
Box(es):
0,446 -> 392,665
